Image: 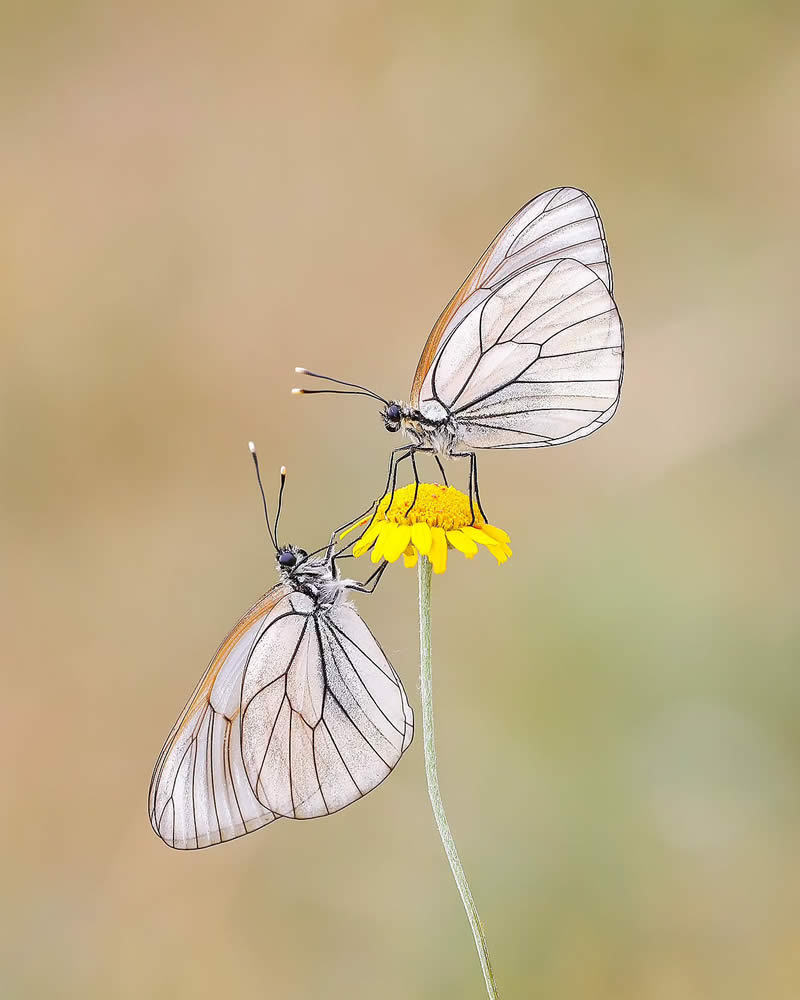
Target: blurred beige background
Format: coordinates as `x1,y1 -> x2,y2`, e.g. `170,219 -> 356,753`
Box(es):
2,2 -> 799,997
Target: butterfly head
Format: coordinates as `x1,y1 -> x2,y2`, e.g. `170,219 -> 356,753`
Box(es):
382,400 -> 408,433
276,544 -> 308,576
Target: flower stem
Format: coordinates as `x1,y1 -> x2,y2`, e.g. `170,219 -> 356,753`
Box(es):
417,555 -> 500,999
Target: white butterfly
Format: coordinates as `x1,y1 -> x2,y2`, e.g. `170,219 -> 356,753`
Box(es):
295,187 -> 623,516
149,450 -> 413,850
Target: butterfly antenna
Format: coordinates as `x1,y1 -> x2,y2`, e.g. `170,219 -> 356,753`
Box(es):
274,465 -> 287,547
248,442 -> 277,550
292,367 -> 387,405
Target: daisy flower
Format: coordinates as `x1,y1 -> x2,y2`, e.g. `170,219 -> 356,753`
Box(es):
342,482 -> 512,574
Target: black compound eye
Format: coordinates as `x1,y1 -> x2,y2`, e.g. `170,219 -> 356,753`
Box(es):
278,550 -> 296,567
387,404 -> 401,421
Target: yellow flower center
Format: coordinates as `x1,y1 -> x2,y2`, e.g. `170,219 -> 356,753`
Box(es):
382,483 -> 484,530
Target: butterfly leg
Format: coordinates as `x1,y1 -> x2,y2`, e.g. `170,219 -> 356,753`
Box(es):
469,452 -> 488,523
350,445 -> 413,541
450,452 -> 476,522
434,454 -> 449,486
347,560 -> 389,594
404,450 -> 421,515
402,447 -> 439,515
450,452 -> 487,524
385,446 -> 414,517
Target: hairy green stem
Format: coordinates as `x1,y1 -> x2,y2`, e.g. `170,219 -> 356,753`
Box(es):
417,555 -> 499,999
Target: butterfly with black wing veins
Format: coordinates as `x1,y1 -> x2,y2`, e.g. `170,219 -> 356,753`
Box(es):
294,187 -> 624,521
148,444 -> 412,850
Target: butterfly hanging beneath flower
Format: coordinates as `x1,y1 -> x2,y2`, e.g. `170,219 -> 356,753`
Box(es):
294,187 -> 624,519
148,445 -> 412,850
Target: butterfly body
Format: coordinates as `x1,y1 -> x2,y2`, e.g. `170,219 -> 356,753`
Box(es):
383,401 -> 460,458
276,544 -> 356,608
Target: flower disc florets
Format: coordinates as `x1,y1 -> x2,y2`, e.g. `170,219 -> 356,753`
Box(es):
342,483 -> 512,574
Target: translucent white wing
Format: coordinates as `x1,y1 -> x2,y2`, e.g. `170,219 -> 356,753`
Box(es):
148,585 -> 290,850
418,257 -> 623,449
241,594 -> 413,819
411,187 -> 612,406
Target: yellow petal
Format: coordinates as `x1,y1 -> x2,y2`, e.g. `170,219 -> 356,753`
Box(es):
461,526 -> 511,564
487,545 -> 509,565
411,521 -> 432,555
352,522 -> 382,558
446,529 -> 478,558
429,526 -> 448,574
403,543 -> 418,568
371,523 -> 393,563
382,524 -> 412,563
481,523 -> 511,545
460,525 -> 501,549
340,516 -> 370,540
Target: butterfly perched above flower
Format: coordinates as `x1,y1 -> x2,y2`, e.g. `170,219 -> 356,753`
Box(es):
294,187 -> 624,517
342,482 -> 512,575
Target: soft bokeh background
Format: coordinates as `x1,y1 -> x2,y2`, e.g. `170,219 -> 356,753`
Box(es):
2,2 -> 799,997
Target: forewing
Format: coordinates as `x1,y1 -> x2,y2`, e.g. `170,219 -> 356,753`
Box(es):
148,584 -> 291,849
419,257 -> 622,449
241,598 -> 413,820
411,187 -> 612,405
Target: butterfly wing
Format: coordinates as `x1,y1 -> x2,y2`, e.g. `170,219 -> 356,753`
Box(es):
241,594 -> 413,819
411,187 -> 612,406
416,257 -> 623,449
148,584 -> 291,849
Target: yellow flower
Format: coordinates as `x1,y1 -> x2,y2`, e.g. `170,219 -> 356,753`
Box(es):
342,483 -> 512,575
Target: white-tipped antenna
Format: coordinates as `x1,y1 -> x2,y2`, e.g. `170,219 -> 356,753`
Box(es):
274,465 -> 287,547
291,367 -> 388,404
248,441 -> 277,550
